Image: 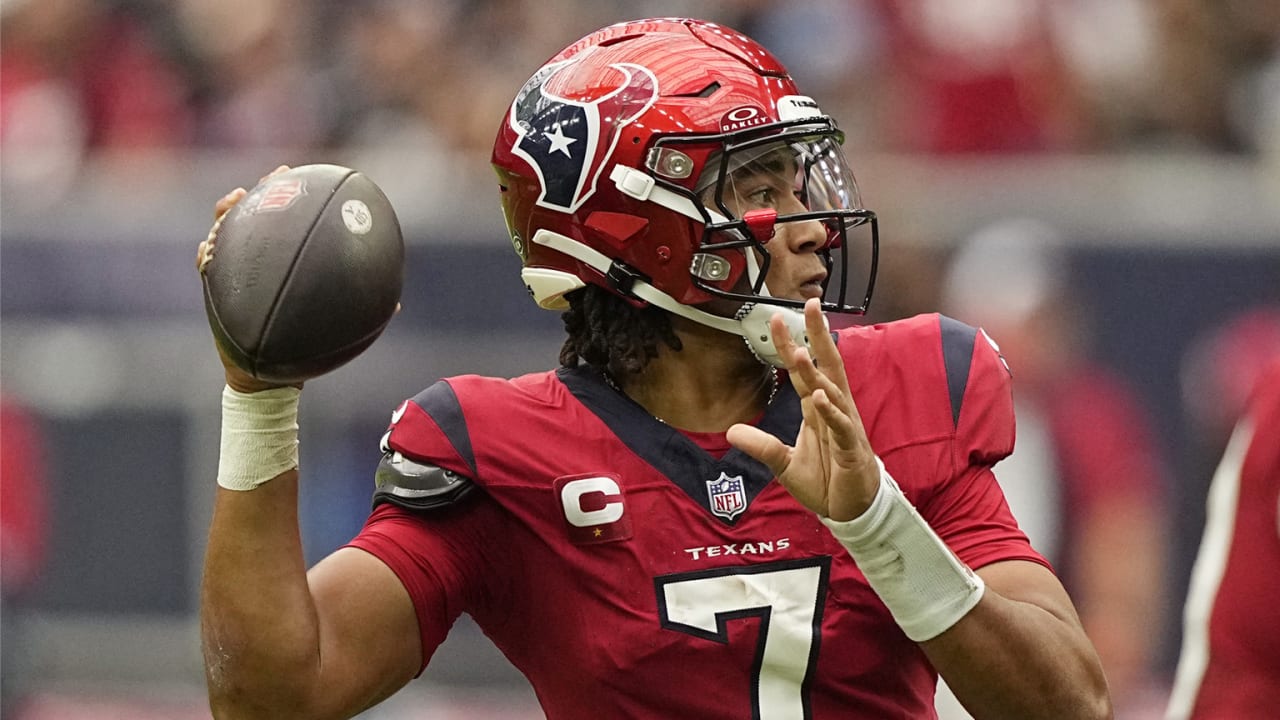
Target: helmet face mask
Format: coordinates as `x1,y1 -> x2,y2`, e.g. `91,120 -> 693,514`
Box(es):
657,120 -> 878,313
492,18 -> 878,329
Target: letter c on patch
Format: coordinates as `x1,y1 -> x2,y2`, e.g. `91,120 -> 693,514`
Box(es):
560,476 -> 624,527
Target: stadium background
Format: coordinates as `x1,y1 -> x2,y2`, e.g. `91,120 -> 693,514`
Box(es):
2,0 -> 1278,718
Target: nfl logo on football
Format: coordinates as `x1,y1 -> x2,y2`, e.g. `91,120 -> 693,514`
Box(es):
706,472 -> 747,521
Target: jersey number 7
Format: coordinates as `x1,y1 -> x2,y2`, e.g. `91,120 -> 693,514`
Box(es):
655,557 -> 832,720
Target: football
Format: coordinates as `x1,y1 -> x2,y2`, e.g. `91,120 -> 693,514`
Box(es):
201,164 -> 405,384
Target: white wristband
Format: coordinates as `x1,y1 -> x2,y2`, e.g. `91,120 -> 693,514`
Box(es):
821,458 -> 986,642
217,385 -> 300,491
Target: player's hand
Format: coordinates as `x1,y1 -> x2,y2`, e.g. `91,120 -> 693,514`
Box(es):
726,298 -> 881,522
196,166 -> 298,393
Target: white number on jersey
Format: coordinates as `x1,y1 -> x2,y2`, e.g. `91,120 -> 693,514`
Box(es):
656,558 -> 831,720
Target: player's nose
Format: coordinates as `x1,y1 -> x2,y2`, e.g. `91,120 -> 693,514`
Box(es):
779,198 -> 827,254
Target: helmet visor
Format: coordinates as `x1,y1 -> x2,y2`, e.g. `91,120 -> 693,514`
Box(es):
693,129 -> 878,314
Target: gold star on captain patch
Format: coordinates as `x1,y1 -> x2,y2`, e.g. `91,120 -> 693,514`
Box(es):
593,528 -> 603,537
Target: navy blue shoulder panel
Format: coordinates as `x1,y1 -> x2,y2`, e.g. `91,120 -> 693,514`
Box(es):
938,315 -> 978,428
409,380 -> 476,476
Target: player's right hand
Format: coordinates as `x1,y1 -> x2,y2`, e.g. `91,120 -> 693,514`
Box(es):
727,298 -> 881,522
196,166 -> 298,393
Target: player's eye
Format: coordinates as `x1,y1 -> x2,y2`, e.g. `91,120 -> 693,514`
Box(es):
746,186 -> 777,208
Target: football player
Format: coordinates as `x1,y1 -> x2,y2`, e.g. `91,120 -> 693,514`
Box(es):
1167,358 -> 1280,719
198,18 -> 1111,719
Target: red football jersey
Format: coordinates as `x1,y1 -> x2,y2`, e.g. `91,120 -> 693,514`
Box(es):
1168,360 -> 1280,720
347,314 -> 1047,719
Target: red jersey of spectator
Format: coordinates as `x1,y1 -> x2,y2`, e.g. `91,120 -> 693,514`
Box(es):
873,0 -> 1085,153
1,399 -> 48,595
0,5 -> 191,150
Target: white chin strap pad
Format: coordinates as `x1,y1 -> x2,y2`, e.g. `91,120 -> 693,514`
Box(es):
738,304 -> 815,368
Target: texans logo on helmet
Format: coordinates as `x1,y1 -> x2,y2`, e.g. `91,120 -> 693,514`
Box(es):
509,57 -> 658,212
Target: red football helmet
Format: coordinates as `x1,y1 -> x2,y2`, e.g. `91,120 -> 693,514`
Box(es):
491,18 -> 878,365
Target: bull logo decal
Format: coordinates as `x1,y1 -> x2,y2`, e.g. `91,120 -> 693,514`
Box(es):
509,58 -> 658,212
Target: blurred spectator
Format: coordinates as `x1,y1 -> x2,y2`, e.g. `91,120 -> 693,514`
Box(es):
739,0 -> 1278,156
319,0 -> 469,227
739,0 -> 889,153
1176,308 -> 1280,548
0,0 -> 1272,165
0,0 -> 194,205
1221,1 -> 1280,159
936,219 -> 1170,717
1166,307 -> 1280,679
1166,357 -> 1280,719
1,397 -> 50,716
175,0 -> 334,149
1144,0 -> 1241,150
1181,307 -> 1280,446
870,0 -> 1094,153
1045,0 -> 1161,148
324,0 -> 461,147
1140,0 -> 1280,153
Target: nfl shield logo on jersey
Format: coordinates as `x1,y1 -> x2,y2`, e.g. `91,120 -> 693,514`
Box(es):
706,472 -> 747,521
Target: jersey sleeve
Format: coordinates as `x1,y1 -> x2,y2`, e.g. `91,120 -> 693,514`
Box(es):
946,318 -> 1015,468
345,377 -> 510,673
840,315 -> 1044,572
931,319 -> 1047,571
925,462 -> 1052,572
344,492 -> 511,674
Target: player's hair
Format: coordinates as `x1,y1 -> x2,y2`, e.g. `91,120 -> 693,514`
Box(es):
559,286 -> 682,377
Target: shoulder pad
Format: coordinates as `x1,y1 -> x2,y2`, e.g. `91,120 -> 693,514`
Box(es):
373,451 -> 476,511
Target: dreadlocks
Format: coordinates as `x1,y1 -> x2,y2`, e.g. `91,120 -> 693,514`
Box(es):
559,285 -> 683,378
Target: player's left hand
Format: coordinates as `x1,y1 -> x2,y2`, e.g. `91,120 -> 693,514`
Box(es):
727,298 -> 881,522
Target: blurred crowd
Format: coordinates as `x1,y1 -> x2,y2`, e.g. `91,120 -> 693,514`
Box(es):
4,0 -> 1280,203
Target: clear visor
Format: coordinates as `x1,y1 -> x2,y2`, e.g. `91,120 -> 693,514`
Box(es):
688,131 -> 877,314
698,133 -> 865,220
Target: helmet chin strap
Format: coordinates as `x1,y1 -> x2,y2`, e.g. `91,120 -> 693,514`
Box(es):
734,301 -> 811,368
608,163 -> 820,366
529,228 -> 814,368
734,231 -> 812,367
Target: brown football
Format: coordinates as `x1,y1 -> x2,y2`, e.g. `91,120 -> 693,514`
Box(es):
201,164 -> 404,384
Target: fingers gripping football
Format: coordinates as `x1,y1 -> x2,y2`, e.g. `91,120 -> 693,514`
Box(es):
197,188 -> 247,274
197,166 -> 289,275
198,169 -> 291,392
